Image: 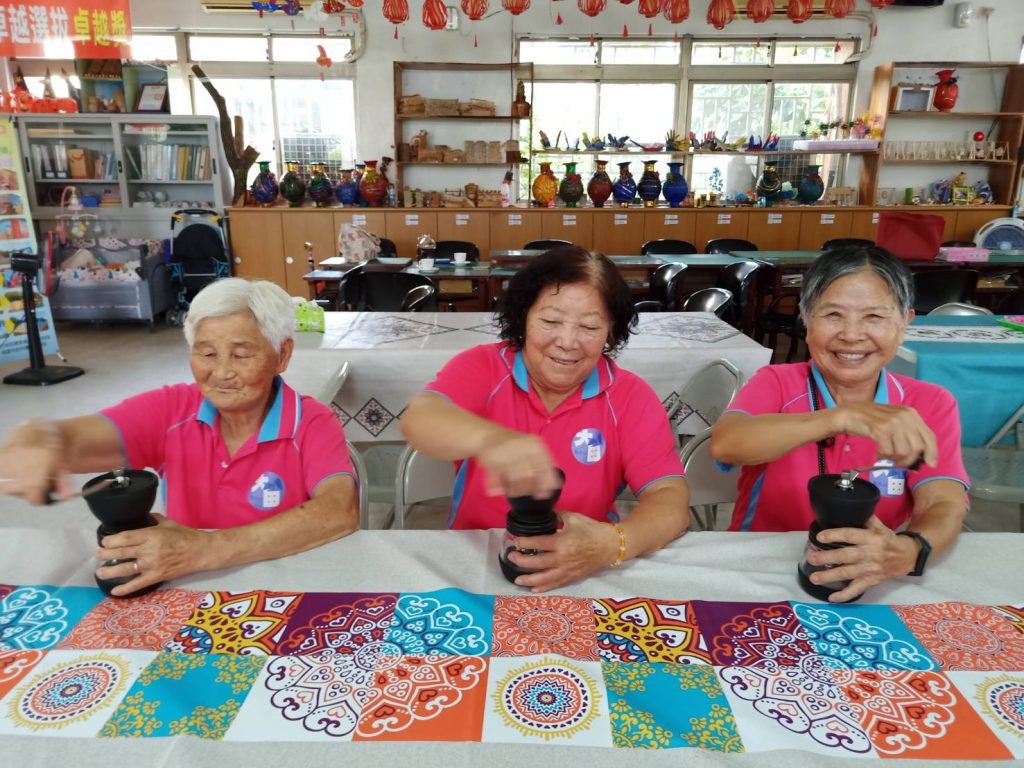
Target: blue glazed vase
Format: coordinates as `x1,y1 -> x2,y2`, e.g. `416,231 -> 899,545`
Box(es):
796,164 -> 825,204
662,161 -> 689,208
250,161 -> 278,206
335,169 -> 359,205
611,161 -> 637,207
636,160 -> 663,208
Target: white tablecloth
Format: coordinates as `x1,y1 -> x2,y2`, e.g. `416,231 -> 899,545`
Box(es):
0,519 -> 1020,768
295,312 -> 772,442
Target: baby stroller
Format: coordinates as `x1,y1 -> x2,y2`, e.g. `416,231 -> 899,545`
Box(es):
166,209 -> 231,326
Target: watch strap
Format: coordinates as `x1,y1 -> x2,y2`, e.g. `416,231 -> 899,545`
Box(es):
897,531 -> 931,576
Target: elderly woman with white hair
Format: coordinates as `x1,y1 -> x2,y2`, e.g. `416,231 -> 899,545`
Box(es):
0,278 -> 358,595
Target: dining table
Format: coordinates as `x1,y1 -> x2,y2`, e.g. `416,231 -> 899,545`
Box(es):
294,311 -> 772,442
1,495 -> 1022,767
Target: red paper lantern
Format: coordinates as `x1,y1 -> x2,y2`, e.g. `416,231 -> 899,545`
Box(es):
746,0 -> 774,22
786,0 -> 812,23
867,0 -> 894,7
637,0 -> 662,18
461,0 -> 489,20
824,0 -> 854,18
383,0 -> 409,24
422,0 -> 447,28
502,0 -> 530,14
578,0 -> 606,16
706,0 -> 735,29
662,0 -> 689,23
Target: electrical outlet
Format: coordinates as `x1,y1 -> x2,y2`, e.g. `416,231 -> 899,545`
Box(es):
445,6 -> 459,30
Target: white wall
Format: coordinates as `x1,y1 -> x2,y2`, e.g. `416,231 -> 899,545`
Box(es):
132,0 -> 1024,164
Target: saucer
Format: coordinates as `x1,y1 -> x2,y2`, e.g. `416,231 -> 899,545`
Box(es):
418,267 -> 439,273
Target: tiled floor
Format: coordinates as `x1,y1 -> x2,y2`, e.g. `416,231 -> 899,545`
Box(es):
2,320 -> 1018,532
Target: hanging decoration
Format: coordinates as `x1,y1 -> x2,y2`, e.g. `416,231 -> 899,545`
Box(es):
578,0 -> 606,17
746,0 -> 774,22
461,0 -> 489,20
384,0 -> 410,24
824,0 -> 855,18
556,12 -> 563,23
423,0 -> 448,28
623,24 -> 629,36
706,0 -> 736,29
502,0 -> 531,14
786,0 -> 812,23
663,0 -> 689,23
618,0 -> 635,4
637,0 -> 662,18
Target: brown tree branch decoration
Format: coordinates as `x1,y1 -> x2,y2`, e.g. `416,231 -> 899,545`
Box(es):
192,63 -> 260,206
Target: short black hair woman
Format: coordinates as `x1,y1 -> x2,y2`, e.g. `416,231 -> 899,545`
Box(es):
401,246 -> 690,591
711,245 -> 968,602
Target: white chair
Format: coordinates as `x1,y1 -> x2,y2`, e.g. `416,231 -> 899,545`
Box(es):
679,428 -> 738,531
324,360 -> 350,409
961,403 -> 1024,532
928,302 -> 993,317
347,439 -> 370,529
393,445 -> 454,530
667,359 -> 744,443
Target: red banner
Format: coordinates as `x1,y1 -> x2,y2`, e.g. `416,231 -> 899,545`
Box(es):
0,0 -> 131,59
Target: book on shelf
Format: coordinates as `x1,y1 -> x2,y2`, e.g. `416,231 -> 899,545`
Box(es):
130,143 -> 210,182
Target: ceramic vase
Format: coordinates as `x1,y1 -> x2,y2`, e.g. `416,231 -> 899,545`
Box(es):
335,169 -> 358,206
280,161 -> 307,207
587,160 -> 613,208
756,163 -> 782,202
308,162 -> 333,208
662,161 -> 689,208
612,161 -> 637,207
637,160 -> 663,208
796,164 -> 825,204
359,160 -> 388,207
933,69 -> 959,112
558,162 -> 584,207
250,160 -> 279,206
532,161 -> 558,207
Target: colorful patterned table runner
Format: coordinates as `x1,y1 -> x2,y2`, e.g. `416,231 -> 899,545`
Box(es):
1,583 -> 1022,757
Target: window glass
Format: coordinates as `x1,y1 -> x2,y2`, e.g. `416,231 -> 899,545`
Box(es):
519,40 -> 597,65
193,78 -> 275,183
771,82 -> 848,137
774,40 -> 855,65
689,155 -> 759,199
276,79 -> 357,179
526,81 -> 597,198
23,75 -> 69,99
188,36 -> 268,63
129,34 -> 178,62
272,36 -> 352,63
601,41 -> 680,65
599,83 -> 676,145
691,42 -> 770,65
690,82 -> 768,141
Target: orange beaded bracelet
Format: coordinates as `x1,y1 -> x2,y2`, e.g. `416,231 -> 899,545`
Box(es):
610,523 -> 626,568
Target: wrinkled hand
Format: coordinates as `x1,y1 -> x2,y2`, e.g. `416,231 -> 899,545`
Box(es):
96,514 -> 211,597
475,428 -> 561,500
0,425 -> 71,505
836,403 -> 937,468
507,511 -> 618,592
807,516 -> 917,602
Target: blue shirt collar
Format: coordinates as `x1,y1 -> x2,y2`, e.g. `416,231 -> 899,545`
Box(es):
196,375 -> 299,443
809,362 -> 888,408
511,349 -> 608,400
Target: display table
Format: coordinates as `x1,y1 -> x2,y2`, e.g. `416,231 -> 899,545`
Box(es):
294,311 -> 771,441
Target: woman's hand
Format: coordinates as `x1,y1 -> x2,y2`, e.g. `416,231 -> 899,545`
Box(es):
95,514 -> 213,597
506,512 -> 619,592
475,428 -> 562,500
806,515 -> 919,602
0,421 -> 70,505
835,403 -> 938,468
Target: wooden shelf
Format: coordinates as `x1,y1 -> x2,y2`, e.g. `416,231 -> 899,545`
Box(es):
530,148 -> 879,157
396,115 -> 525,121
882,159 -> 1016,165
889,111 -> 1021,118
397,162 -> 513,167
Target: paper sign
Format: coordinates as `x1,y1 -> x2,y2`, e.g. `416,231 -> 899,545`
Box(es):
614,213 -> 628,225
767,213 -> 783,224
872,212 -> 880,224
820,214 -> 835,224
562,214 -> 576,226
455,214 -> 469,225
404,214 -> 419,225
508,214 -> 521,226
717,214 -> 731,224
663,214 -> 678,225
352,214 -> 366,226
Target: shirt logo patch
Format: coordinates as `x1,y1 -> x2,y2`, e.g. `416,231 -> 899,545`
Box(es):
868,461 -> 907,499
249,471 -> 285,510
572,428 -> 606,465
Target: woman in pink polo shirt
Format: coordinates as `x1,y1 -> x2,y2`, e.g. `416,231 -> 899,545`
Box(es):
0,278 -> 358,596
401,246 -> 690,592
712,245 -> 968,602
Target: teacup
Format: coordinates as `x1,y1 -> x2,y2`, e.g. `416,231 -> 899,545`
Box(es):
453,252 -> 468,264
418,258 -> 435,270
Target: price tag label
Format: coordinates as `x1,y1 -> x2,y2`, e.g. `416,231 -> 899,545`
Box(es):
614,213 -> 628,225
405,214 -> 419,226
664,214 -> 678,225
820,213 -> 835,224
717,214 -> 731,225
455,213 -> 469,225
767,213 -> 783,225
563,214 -> 577,226
508,214 -> 522,226
872,212 -> 880,224
352,214 -> 367,226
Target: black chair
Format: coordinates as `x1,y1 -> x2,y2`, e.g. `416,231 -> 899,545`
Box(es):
941,240 -> 976,248
681,287 -> 733,319
635,263 -> 687,312
913,269 -> 980,314
400,283 -> 437,312
756,293 -> 805,363
705,238 -> 757,255
641,238 -> 698,256
523,239 -> 572,250
326,263 -> 366,311
378,237 -> 398,258
349,271 -> 435,311
715,260 -> 761,329
822,238 -> 874,251
434,240 -> 480,262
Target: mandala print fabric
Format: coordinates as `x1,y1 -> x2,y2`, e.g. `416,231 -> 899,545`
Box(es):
0,584 -> 1022,758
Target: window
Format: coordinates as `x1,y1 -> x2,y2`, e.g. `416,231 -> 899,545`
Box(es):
128,34 -> 178,62
272,36 -> 352,63
520,40 -> 596,65
276,80 -> 357,178
692,42 -> 770,65
189,35 -> 268,63
193,79 -> 276,185
601,41 -> 680,65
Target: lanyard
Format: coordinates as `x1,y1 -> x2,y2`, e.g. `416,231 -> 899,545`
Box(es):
808,371 -> 829,476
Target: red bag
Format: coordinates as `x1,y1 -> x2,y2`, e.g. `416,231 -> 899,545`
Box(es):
874,211 -> 945,261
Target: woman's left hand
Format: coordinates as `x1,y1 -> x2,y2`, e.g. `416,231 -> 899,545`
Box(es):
506,511 -> 619,592
95,514 -> 212,597
807,515 -> 918,602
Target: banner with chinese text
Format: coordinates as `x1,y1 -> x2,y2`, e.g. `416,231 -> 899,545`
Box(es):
0,0 -> 131,59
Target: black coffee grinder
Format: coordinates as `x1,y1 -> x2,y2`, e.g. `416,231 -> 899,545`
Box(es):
84,468 -> 161,598
498,469 -> 564,584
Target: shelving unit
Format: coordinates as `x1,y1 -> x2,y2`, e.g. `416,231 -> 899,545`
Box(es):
860,62 -> 1024,206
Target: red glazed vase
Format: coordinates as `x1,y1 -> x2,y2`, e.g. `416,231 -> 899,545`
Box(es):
933,69 -> 959,112
359,160 -> 388,207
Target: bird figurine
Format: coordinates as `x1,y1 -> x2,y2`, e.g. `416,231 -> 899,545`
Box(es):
763,133 -> 780,151
664,130 -> 683,151
539,130 -> 551,148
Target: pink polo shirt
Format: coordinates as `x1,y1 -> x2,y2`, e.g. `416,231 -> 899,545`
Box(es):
423,343 -> 684,530
100,378 -> 354,529
723,362 -> 968,532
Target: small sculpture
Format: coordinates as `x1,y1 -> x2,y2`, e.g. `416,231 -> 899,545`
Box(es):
664,130 -> 683,151
606,133 -> 630,149
539,129 -> 551,148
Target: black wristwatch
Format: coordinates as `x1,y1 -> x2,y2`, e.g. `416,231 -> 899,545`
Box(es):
897,531 -> 932,577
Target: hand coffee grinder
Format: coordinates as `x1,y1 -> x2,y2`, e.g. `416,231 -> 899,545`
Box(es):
499,470 -> 564,584
83,468 -> 161,598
